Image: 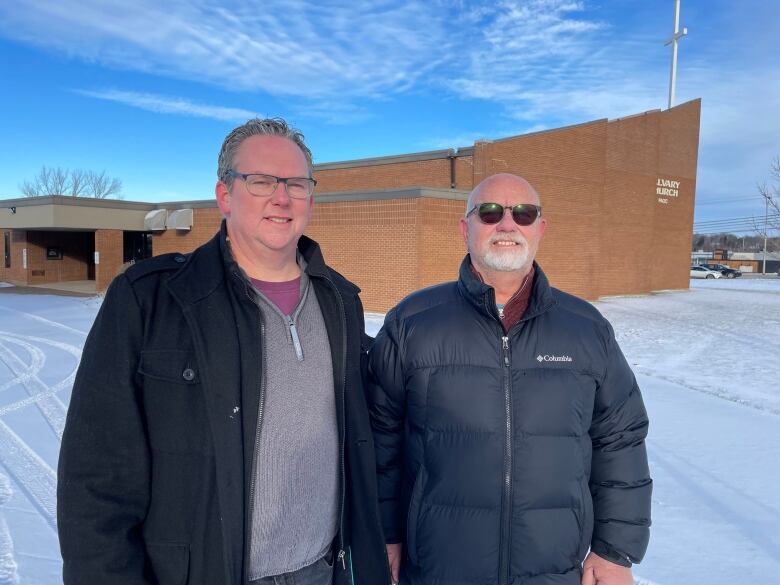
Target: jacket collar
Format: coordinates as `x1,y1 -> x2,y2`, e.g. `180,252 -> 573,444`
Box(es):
457,254 -> 556,322
166,220 -> 332,305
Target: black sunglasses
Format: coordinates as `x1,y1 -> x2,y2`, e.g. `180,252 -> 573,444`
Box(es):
466,202 -> 542,226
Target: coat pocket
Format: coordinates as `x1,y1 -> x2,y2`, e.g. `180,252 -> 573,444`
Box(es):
406,467 -> 427,566
139,350 -> 199,385
146,541 -> 190,585
138,349 -> 210,454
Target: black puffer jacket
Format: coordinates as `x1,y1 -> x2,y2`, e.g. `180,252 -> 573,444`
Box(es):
368,257 -> 651,585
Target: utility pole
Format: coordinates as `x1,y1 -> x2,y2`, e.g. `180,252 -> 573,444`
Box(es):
763,195 -> 769,274
665,0 -> 688,109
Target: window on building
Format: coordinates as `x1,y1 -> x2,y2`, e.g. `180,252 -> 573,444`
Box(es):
3,232 -> 10,268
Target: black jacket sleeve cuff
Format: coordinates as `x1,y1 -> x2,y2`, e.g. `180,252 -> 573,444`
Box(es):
590,539 -> 632,568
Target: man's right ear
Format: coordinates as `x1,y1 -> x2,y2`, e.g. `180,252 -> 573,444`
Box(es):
215,181 -> 231,216
459,217 -> 469,247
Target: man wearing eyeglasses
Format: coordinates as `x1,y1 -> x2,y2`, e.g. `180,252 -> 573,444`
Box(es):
58,118 -> 389,585
368,174 -> 651,585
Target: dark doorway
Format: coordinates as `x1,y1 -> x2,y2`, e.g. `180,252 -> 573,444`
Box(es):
86,233 -> 95,281
123,232 -> 153,264
3,232 -> 9,268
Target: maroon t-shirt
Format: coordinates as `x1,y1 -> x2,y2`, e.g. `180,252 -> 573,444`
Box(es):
250,277 -> 301,315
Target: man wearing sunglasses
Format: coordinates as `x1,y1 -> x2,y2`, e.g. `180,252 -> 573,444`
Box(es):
58,118 -> 389,585
369,174 -> 651,585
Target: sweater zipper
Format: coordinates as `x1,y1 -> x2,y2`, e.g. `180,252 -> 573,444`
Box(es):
322,275 -> 350,579
245,298 -> 268,583
499,334 -> 513,585
284,315 -> 305,361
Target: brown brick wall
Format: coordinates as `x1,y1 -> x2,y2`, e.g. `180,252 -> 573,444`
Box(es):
95,230 -> 123,292
600,113 -> 661,296
314,158 -> 452,192
417,198 -> 467,292
306,198 -> 421,312
305,197 -> 467,312
25,235 -> 47,284
152,208 -> 223,256
652,100 -> 700,292
453,155 -> 475,190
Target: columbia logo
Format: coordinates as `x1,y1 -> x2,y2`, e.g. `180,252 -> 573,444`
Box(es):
536,354 -> 573,363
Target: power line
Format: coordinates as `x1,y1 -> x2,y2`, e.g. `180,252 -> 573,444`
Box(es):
695,228 -> 771,235
694,219 -> 780,234
696,196 -> 765,206
694,213 -> 780,226
694,226 -> 778,234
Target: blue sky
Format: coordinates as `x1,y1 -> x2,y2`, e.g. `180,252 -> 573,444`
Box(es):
0,0 -> 778,225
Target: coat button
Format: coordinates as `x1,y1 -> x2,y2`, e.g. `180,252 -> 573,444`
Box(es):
182,368 -> 195,381
174,255 -> 186,263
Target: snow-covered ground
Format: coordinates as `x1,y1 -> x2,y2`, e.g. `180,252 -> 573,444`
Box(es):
0,277 -> 779,584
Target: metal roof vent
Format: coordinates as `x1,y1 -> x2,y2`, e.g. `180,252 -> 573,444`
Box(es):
144,209 -> 168,231
166,208 -> 193,231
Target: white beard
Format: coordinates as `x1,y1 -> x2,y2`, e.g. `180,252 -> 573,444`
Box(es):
480,234 -> 529,272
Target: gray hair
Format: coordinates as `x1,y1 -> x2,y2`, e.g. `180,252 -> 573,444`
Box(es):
217,117 -> 313,187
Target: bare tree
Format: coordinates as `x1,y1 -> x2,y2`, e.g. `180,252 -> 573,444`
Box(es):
753,156 -> 780,235
85,170 -> 123,199
68,169 -> 87,197
18,166 -> 123,199
49,167 -> 70,196
19,165 -> 70,196
20,179 -> 39,197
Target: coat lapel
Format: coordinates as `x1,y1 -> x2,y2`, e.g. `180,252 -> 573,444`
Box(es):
164,233 -> 246,585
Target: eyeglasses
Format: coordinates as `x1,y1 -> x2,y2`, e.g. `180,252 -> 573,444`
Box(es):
226,171 -> 317,200
466,202 -> 542,226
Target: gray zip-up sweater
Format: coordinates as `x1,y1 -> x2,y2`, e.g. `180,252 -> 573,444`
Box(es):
248,271 -> 339,579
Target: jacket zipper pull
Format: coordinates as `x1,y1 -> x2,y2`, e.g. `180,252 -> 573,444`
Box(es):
337,549 -> 346,570
287,317 -> 304,361
502,336 -> 510,366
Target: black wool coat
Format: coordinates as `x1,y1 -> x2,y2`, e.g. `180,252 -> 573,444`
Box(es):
58,226 -> 390,585
368,257 -> 651,585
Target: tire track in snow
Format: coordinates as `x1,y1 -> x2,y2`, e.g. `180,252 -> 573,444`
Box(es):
0,473 -> 20,585
0,334 -> 81,419
0,422 -> 57,532
0,336 -> 44,395
0,337 -> 67,440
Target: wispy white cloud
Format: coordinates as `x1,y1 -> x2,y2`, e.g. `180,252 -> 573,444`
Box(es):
446,1 -> 665,123
0,0 -> 679,125
74,89 -> 260,122
0,0 -> 448,99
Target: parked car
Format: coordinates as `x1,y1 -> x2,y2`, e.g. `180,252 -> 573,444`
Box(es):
690,266 -> 722,279
701,263 -> 742,278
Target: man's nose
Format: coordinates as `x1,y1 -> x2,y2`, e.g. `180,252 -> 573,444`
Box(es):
495,207 -> 516,230
271,181 -> 292,204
